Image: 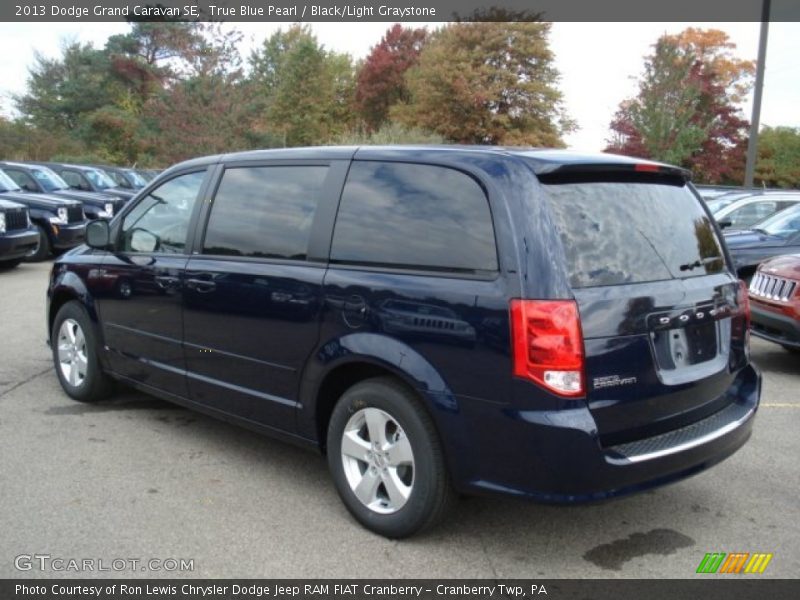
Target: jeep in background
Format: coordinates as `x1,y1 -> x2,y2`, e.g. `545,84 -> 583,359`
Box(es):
0,198 -> 39,269
29,162 -> 137,202
748,253 -> 800,353
724,203 -> 800,281
0,162 -> 126,220
0,169 -> 86,261
90,165 -> 148,190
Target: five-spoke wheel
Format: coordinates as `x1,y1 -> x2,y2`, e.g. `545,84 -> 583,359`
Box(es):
341,407 -> 415,514
328,377 -> 454,538
51,301 -> 113,402
56,318 -> 88,388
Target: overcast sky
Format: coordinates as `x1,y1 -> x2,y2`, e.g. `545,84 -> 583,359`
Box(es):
0,21 -> 797,151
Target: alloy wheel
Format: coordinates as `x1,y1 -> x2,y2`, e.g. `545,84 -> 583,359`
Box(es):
57,318 -> 88,388
340,407 -> 415,514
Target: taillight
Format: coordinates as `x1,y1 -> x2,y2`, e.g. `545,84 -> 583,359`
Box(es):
509,299 -> 585,397
634,163 -> 660,173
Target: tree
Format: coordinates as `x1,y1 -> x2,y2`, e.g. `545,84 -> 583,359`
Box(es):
355,24 -> 427,131
248,25 -> 356,146
755,126 -> 800,188
606,40 -> 709,166
17,43 -> 115,132
393,22 -> 573,146
606,28 -> 754,184
662,28 -> 754,102
143,25 -> 256,164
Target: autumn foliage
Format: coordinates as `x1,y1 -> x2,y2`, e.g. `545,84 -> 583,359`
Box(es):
606,28 -> 754,184
355,24 -> 427,132
2,21 -> 577,166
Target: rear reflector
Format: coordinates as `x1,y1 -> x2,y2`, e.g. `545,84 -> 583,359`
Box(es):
510,299 -> 585,397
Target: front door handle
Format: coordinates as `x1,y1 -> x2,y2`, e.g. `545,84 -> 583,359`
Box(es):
185,278 -> 217,293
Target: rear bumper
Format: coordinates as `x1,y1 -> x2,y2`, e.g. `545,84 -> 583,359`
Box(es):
751,304 -> 800,348
0,228 -> 39,260
446,363 -> 760,502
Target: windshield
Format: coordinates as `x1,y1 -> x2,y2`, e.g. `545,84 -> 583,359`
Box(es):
757,205 -> 800,238
103,169 -> 128,187
124,169 -> 147,188
544,181 -> 726,288
0,169 -> 22,192
84,168 -> 117,189
31,167 -> 69,192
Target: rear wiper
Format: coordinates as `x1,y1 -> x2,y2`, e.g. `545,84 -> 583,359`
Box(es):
679,256 -> 722,271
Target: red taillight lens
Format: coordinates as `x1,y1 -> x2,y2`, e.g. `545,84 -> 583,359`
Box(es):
510,299 -> 585,397
634,163 -> 660,173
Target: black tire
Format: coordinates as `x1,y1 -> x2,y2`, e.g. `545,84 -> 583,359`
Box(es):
327,376 -> 455,538
25,224 -> 51,262
51,301 -> 114,403
0,259 -> 22,270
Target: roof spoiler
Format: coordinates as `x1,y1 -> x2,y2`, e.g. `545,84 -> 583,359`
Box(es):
534,162 -> 692,186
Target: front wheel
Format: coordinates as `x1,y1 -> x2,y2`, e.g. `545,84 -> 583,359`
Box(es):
327,377 -> 455,538
51,301 -> 114,402
25,224 -> 51,262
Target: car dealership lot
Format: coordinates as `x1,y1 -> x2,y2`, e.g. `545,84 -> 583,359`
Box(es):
1,261 -> 798,578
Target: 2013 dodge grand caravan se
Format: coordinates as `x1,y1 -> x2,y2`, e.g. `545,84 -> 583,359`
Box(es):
47,146 -> 760,538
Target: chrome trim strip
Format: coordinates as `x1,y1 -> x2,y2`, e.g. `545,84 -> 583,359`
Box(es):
615,406 -> 755,464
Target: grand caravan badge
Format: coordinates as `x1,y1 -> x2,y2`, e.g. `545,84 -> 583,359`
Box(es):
593,374 -> 638,390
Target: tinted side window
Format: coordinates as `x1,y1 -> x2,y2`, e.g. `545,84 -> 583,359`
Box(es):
60,171 -> 82,188
330,162 -> 497,272
202,166 -> 328,260
120,171 -> 205,254
4,169 -> 34,189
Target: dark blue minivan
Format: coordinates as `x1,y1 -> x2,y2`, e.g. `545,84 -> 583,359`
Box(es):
46,147 -> 760,537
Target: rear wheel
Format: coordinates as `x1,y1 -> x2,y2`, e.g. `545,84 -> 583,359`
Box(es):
25,224 -> 51,262
327,377 -> 454,538
51,301 -> 114,402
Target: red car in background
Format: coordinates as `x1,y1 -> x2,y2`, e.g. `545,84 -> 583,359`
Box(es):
748,254 -> 800,353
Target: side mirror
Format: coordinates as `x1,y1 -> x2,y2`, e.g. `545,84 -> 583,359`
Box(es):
86,220 -> 110,249
717,219 -> 733,229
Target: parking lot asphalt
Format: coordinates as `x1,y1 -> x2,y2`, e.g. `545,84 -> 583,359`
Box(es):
1,261 -> 798,579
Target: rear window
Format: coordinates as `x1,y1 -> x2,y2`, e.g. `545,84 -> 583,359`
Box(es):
543,182 -> 725,288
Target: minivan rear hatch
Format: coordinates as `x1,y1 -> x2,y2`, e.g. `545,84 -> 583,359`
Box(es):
535,163 -> 748,446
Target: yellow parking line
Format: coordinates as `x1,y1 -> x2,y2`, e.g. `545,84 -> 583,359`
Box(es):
761,403 -> 800,408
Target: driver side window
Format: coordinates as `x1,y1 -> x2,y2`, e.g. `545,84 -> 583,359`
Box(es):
60,171 -> 83,189
120,171 -> 205,254
5,170 -> 35,190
